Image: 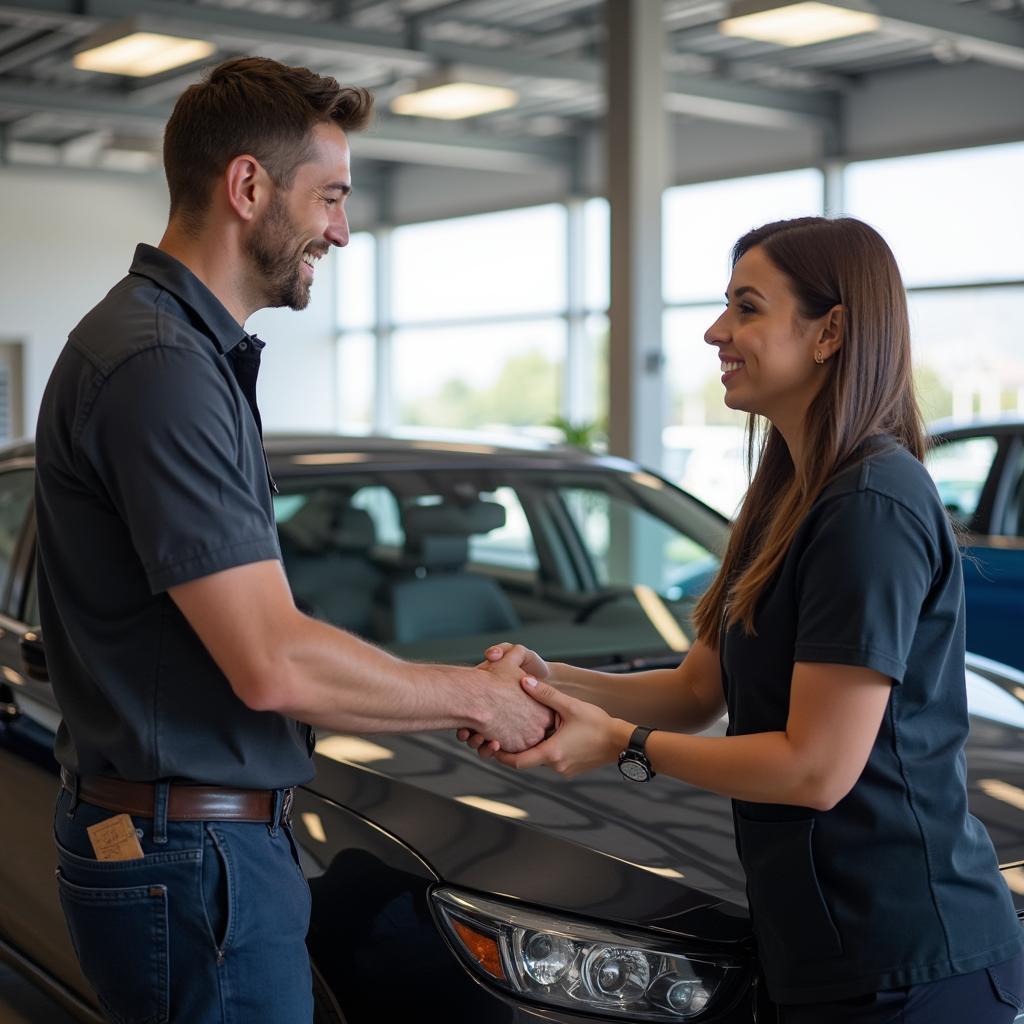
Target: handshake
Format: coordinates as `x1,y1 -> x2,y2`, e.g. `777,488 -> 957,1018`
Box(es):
457,643 -> 627,779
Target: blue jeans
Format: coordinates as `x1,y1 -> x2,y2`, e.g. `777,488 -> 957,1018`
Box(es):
54,786 -> 313,1024
778,951 -> 1024,1023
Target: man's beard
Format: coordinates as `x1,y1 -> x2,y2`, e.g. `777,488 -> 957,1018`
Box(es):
245,190 -> 311,311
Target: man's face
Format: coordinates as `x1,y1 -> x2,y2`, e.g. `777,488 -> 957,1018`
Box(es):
245,122 -> 352,311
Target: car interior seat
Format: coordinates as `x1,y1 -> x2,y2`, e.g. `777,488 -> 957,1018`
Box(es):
389,500 -> 521,643
277,489 -> 383,635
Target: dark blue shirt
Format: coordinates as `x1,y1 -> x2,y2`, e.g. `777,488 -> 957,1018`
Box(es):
722,439 -> 1022,1003
35,244 -> 315,789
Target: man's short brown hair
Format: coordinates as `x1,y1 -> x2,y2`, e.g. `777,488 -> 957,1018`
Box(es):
163,56 -> 374,230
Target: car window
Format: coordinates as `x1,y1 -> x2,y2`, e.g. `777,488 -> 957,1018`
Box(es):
996,443 -> 1024,537
0,468 -> 33,606
270,467 -> 727,667
350,486 -> 403,547
21,558 -> 38,625
558,484 -> 719,599
925,435 -> 998,528
467,486 -> 538,572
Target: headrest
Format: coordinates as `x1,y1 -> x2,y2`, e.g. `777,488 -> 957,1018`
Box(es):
279,491 -> 374,553
402,500 -> 506,540
332,507 -> 375,551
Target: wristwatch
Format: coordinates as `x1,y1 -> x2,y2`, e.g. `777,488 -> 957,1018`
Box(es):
617,726 -> 656,782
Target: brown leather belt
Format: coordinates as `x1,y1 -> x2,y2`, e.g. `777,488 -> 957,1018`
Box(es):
61,768 -> 293,824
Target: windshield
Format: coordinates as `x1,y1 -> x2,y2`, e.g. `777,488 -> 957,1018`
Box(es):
273,465 -> 726,667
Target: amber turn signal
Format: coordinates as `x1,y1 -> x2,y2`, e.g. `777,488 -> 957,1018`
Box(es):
451,918 -> 505,980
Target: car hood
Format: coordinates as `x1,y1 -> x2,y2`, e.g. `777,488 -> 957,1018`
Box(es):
303,660 -> 1024,938
304,725 -> 753,945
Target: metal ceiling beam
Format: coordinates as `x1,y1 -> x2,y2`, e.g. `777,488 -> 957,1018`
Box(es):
0,27 -> 83,74
426,40 -> 838,126
836,0 -> 1024,72
4,0 -> 840,128
0,80 -> 570,171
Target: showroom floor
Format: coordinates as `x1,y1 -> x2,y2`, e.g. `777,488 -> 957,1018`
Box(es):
0,962 -> 78,1023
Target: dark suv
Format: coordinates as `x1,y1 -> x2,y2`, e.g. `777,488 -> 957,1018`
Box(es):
2,435 -> 1022,1023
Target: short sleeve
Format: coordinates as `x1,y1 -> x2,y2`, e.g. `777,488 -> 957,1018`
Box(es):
77,345 -> 280,593
794,491 -> 936,683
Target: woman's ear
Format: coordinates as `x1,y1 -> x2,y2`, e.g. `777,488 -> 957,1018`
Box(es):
818,304 -> 845,360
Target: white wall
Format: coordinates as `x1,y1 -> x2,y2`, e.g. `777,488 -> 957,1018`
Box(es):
0,167 -> 338,436
0,169 -> 168,435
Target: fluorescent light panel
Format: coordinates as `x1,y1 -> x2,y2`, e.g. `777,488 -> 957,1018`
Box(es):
391,82 -> 518,120
74,31 -> 215,76
720,2 -> 880,47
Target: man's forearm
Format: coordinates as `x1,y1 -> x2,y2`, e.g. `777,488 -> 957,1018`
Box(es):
272,614 -> 495,735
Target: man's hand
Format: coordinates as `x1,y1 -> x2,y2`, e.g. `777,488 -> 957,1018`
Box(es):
470,646 -> 555,753
458,643 -> 553,754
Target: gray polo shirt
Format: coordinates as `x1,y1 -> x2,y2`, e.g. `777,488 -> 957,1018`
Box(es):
35,243 -> 315,789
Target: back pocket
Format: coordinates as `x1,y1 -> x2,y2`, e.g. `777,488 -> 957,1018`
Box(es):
57,870 -> 169,1024
735,814 -> 843,965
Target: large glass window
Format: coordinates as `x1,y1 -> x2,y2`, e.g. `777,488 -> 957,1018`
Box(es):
662,306 -> 748,516
330,142 -> 1023,517
660,170 -> 822,514
337,231 -> 375,330
393,320 -> 564,433
908,286 -> 1024,424
845,143 -> 1024,288
583,197 -> 609,312
392,205 -> 567,321
336,331 -> 375,433
663,169 -> 824,305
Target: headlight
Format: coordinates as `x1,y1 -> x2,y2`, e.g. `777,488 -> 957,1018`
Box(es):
432,887 -> 746,1021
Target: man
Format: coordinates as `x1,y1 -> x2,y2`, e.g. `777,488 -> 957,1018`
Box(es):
35,57 -> 550,1024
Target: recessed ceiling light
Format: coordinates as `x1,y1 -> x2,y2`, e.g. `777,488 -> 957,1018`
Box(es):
74,29 -> 215,77
391,81 -> 518,120
719,2 -> 880,47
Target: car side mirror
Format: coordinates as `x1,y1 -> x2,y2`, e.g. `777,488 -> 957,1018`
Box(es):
20,632 -> 49,683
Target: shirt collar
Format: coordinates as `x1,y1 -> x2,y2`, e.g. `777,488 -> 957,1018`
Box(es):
128,243 -> 251,355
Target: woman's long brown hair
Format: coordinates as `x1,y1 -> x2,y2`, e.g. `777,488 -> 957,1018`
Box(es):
693,217 -> 925,642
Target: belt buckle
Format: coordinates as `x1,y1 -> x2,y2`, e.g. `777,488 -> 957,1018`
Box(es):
281,788 -> 294,827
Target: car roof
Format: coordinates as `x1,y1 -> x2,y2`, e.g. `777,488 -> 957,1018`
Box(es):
927,415 -> 1024,440
263,432 -> 657,476
0,432 -> 656,478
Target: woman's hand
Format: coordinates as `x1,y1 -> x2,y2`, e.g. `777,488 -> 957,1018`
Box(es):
494,677 -> 633,779
457,643 -> 552,753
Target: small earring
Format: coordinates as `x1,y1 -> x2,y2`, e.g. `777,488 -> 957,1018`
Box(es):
814,349 -> 825,365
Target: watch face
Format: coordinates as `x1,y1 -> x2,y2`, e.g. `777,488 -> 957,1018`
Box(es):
619,757 -> 650,782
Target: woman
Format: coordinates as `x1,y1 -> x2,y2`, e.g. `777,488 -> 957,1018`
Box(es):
460,217 -> 1024,1022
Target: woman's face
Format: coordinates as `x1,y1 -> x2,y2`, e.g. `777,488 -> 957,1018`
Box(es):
704,245 -> 834,429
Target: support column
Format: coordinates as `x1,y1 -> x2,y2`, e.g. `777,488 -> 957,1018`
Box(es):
564,195 -> 589,426
372,164 -> 395,433
606,0 -> 667,469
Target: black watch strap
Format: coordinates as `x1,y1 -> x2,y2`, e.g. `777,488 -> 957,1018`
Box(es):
618,725 -> 656,782
628,726 -> 655,755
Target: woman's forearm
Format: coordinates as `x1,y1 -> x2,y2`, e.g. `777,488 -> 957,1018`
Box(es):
644,729 -> 838,810
549,662 -> 723,733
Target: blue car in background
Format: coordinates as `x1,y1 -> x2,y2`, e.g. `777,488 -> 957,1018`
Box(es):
926,417 -> 1024,672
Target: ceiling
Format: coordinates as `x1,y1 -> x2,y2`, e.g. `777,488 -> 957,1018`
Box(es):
0,0 -> 1021,175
